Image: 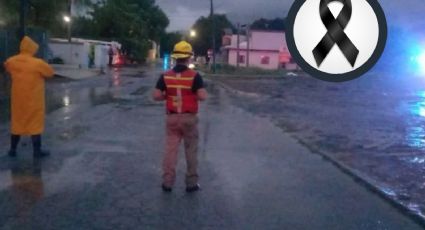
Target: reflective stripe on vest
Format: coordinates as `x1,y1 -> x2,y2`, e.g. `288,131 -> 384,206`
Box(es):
164,69 -> 198,114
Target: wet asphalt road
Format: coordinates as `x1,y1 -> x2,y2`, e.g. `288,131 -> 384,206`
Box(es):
215,70 -> 425,221
0,67 -> 422,229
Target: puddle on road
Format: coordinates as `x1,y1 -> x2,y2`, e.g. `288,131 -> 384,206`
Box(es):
405,126 -> 425,148
0,158 -> 45,220
0,68 -> 153,125
0,86 -> 116,125
59,125 -> 90,141
46,87 -> 115,114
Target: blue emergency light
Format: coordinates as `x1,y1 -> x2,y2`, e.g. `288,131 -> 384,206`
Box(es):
163,54 -> 169,70
417,52 -> 425,75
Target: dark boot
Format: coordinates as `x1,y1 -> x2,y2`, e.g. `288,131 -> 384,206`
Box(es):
161,184 -> 172,193
8,150 -> 17,157
186,184 -> 200,193
8,135 -> 20,157
32,135 -> 50,158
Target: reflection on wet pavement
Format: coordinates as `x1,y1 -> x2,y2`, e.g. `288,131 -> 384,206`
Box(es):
11,159 -> 44,205
406,91 -> 425,148
0,158 -> 45,227
46,87 -> 114,113
112,68 -> 121,87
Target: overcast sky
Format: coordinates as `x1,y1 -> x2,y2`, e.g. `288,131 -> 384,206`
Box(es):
156,0 -> 425,33
156,0 -> 291,31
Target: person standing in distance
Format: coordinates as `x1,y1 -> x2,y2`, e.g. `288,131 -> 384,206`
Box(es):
152,41 -> 207,193
4,36 -> 54,158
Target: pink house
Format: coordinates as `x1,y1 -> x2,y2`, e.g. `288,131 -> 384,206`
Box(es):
224,30 -> 294,70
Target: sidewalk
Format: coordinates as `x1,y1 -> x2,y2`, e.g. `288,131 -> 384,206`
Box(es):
52,64 -> 103,80
52,64 -> 149,80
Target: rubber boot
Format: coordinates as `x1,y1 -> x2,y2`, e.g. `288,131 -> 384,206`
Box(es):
8,135 -> 20,157
32,135 -> 50,158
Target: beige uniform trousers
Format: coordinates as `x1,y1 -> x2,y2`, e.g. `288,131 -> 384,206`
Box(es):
162,114 -> 199,187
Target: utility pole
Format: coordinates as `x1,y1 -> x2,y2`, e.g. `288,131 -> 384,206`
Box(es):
67,0 -> 73,42
246,24 -> 250,68
19,0 -> 27,40
210,0 -> 216,73
236,23 -> 240,68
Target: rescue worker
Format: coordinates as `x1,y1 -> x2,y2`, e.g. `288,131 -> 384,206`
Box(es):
153,41 -> 207,193
4,36 -> 55,158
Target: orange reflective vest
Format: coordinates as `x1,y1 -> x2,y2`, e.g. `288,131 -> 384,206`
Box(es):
164,69 -> 198,114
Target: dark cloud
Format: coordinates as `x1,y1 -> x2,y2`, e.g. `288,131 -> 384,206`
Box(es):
156,0 -> 425,34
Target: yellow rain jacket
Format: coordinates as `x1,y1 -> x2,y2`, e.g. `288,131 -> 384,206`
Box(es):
4,36 -> 54,135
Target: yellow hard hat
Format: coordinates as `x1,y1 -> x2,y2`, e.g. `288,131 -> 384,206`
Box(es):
171,41 -> 193,59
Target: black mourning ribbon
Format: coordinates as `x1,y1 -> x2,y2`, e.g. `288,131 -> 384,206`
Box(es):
312,0 -> 359,67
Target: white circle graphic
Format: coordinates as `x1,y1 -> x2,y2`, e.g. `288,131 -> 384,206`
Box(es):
293,0 -> 380,74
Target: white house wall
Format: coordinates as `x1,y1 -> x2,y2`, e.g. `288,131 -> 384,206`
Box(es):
251,31 -> 286,51
50,42 -> 111,68
94,45 -> 109,68
249,52 -> 280,70
49,42 -> 89,68
228,50 -> 280,70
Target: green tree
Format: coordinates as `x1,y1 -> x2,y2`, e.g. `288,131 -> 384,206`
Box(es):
191,14 -> 234,56
0,0 -> 169,61
0,1 -> 19,27
74,0 -> 169,61
0,0 -> 91,36
251,18 -> 286,31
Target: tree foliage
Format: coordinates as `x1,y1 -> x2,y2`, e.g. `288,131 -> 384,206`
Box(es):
74,0 -> 169,61
191,14 -> 234,56
251,18 -> 286,31
159,32 -> 182,58
0,0 -> 169,61
0,0 -> 91,36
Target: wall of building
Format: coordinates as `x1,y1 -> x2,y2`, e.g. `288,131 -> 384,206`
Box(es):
94,45 -> 109,68
250,31 -> 286,51
49,42 -> 90,68
228,50 -> 241,67
49,41 -> 113,68
249,52 -> 280,69
228,50 -> 280,70
225,31 -> 292,70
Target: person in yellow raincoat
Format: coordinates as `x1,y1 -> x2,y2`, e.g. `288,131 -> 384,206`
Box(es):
4,36 -> 54,158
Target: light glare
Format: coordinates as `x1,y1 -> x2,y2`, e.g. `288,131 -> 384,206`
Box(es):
63,16 -> 71,23
418,52 -> 425,74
